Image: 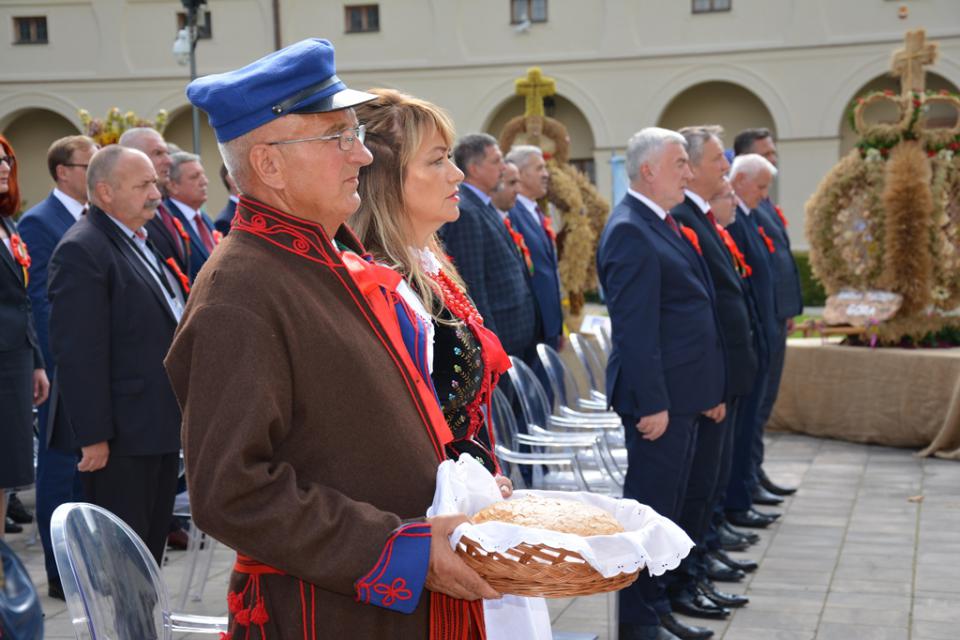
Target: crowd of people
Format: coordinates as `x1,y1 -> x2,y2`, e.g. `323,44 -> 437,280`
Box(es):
0,36 -> 803,640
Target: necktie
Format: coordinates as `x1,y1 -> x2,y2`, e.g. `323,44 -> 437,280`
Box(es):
80,206 -> 88,217
196,216 -> 215,252
665,213 -> 682,238
705,209 -> 718,228
157,204 -> 185,261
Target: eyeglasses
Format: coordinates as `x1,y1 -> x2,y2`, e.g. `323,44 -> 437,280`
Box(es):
62,163 -> 89,169
0,155 -> 15,167
267,124 -> 366,152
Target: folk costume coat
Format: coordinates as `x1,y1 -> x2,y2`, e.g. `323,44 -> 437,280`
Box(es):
165,197 -> 459,639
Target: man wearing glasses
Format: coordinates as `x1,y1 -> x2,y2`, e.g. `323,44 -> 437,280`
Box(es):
165,39 -> 495,639
17,134 -> 97,601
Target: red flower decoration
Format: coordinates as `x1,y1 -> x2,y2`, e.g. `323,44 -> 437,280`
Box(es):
883,89 -> 894,97
212,229 -> 223,245
503,217 -> 534,275
542,215 -> 556,243
165,257 -> 191,294
373,578 -> 412,606
9,234 -> 31,286
716,223 -> 752,278
170,217 -> 192,257
680,225 -> 702,255
774,205 -> 788,228
757,226 -> 776,254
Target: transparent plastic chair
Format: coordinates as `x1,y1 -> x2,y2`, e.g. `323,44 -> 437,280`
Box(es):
51,502 -> 226,639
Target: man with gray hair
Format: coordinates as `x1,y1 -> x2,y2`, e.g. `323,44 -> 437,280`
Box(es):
47,145 -> 186,568
440,133 -> 537,357
599,127 -> 726,640
723,153 -> 783,531
504,144 -> 563,351
164,151 -> 217,281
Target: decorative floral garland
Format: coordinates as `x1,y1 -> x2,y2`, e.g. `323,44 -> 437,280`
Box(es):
79,107 -> 168,147
848,89 -> 960,158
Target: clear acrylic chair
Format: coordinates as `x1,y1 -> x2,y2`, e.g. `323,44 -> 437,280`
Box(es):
536,343 -> 618,417
507,358 -> 624,493
170,489 -> 219,609
51,502 -> 226,639
568,333 -> 609,404
491,386 -> 590,491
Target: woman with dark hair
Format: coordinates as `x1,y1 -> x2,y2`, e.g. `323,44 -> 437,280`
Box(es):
0,135 -> 49,537
351,89 -> 513,480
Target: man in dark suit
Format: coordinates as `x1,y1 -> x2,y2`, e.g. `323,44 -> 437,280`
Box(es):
47,145 -> 185,564
733,129 -> 802,499
439,133 -> 537,358
504,145 -> 564,350
17,134 -> 97,598
668,127 -> 758,619
119,128 -> 190,281
214,163 -> 239,236
165,152 -> 218,282
599,127 -> 726,640
724,154 -> 782,530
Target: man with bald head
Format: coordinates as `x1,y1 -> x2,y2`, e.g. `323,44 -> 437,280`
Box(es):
47,145 -> 187,565
119,127 -> 191,280
164,38 -> 496,639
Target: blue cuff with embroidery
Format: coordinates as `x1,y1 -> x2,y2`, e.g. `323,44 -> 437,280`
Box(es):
355,523 -> 431,614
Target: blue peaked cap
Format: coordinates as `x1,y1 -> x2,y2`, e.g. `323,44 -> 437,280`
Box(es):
186,38 -> 375,143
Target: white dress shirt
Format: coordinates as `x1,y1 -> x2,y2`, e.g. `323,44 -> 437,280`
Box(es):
52,188 -> 86,221
169,197 -> 205,237
105,215 -> 185,321
684,189 -> 711,216
627,187 -> 668,220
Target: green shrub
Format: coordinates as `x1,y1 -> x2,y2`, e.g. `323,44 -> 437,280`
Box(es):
794,250 -> 827,308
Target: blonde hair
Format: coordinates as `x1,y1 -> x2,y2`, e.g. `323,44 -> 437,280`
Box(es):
351,88 -> 465,318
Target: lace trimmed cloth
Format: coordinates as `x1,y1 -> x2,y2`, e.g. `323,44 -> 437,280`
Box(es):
428,455 -> 694,579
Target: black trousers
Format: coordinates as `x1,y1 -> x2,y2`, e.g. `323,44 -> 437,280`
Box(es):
81,451 -> 179,566
753,320 -> 789,473
618,413 -> 698,626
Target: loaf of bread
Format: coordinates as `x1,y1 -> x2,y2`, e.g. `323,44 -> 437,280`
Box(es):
472,495 -> 624,536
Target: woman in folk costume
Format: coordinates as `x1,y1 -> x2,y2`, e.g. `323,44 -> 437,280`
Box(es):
350,89 -> 512,478
350,89 -> 553,639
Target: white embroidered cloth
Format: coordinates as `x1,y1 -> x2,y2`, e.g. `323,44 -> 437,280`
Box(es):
428,454 -> 694,578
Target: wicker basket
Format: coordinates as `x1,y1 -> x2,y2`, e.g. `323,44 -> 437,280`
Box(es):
457,536 -> 640,598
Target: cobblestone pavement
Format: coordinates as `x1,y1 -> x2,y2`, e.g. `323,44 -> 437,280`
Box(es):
8,432 -> 959,639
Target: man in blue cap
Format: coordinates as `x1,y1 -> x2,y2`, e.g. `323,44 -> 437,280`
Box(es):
165,38 -> 496,639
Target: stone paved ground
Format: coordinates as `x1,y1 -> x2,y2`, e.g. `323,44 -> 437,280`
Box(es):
7,432 -> 959,639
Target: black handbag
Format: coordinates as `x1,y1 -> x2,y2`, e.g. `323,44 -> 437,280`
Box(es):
0,538 -> 43,640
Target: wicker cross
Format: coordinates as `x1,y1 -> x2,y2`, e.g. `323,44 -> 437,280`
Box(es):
891,29 -> 938,95
515,67 -> 556,118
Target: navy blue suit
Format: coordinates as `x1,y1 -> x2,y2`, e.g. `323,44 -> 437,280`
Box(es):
508,201 -> 563,346
438,184 -> 537,357
17,192 -> 83,583
598,193 -> 725,627
752,199 -> 803,475
670,195 -> 763,592
724,204 -> 779,512
214,198 -> 237,236
164,198 -> 216,282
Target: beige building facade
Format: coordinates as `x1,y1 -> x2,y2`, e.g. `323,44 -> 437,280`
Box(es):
1,0 -> 959,248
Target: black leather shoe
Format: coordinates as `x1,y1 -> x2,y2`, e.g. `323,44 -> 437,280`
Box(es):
6,494 -> 33,524
752,485 -> 784,506
709,549 -> 758,573
698,579 -> 749,608
759,467 -> 797,496
48,577 -> 66,601
751,507 -> 780,521
721,521 -> 760,544
670,586 -> 730,619
726,509 -> 773,529
4,516 -> 22,534
705,554 -> 745,582
717,525 -> 750,552
659,613 -> 714,639
619,623 -> 680,640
